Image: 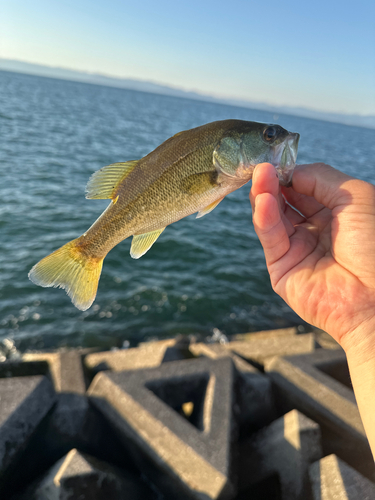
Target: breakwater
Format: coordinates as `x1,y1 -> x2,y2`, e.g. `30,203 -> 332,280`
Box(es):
0,327 -> 374,499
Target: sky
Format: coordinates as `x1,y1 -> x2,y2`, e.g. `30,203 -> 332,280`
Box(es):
1,0 -> 374,115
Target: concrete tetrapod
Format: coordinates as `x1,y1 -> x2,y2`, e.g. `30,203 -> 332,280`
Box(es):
88,357 -> 236,500
18,448 -> 153,500
85,338 -> 190,374
1,331 -> 372,499
309,454 -> 375,500
224,332 -> 315,368
189,343 -> 277,435
23,350 -> 93,446
238,409 -> 322,500
0,375 -> 56,488
265,349 -> 374,478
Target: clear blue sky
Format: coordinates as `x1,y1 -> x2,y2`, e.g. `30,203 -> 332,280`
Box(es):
1,0 -> 374,115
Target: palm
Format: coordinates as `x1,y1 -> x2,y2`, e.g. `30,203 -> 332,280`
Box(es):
250,163 -> 375,343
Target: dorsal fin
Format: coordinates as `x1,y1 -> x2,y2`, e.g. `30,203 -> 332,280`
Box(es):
85,160 -> 139,200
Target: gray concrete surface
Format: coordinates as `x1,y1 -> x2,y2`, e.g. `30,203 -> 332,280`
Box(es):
19,448 -> 153,500
0,376 -> 56,483
238,409 -> 322,500
225,332 -> 315,365
0,330 -> 374,499
85,338 -> 179,373
265,349 -> 374,478
309,454 -> 375,499
89,357 -> 236,499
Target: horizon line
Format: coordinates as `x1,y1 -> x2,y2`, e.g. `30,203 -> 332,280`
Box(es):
1,58 -> 374,129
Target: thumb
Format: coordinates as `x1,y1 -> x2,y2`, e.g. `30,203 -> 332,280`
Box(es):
252,192 -> 290,267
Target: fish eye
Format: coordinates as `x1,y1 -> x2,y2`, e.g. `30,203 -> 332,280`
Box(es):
263,126 -> 278,142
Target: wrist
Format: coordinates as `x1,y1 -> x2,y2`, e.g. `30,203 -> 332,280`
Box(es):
337,317 -> 375,365
338,317 -> 375,460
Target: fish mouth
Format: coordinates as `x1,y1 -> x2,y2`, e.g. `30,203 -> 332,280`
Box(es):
272,132 -> 300,187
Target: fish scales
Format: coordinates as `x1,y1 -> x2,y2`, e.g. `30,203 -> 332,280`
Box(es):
78,123 -> 230,255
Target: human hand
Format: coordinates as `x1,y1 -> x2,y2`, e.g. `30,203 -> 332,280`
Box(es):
250,162 -> 375,458
249,162 -> 375,352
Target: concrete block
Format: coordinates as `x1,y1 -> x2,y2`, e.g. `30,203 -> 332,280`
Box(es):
89,357 -> 236,500
238,409 -> 322,500
190,343 -> 277,433
23,351 -> 89,442
4,399 -> 153,499
235,475 -> 282,500
312,329 -> 341,350
48,351 -> 90,441
23,352 -> 61,388
265,349 -> 374,478
189,343 -> 259,373
23,350 -> 86,393
0,376 -> 56,481
22,448 -> 153,500
45,394 -> 90,444
58,351 -> 86,394
225,333 -> 315,366
84,338 -> 179,373
0,359 -> 49,379
309,454 -> 375,500
137,337 -> 180,349
234,370 -> 277,436
233,326 -> 299,341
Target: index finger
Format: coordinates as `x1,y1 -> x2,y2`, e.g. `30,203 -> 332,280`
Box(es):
291,163 -> 356,210
281,182 -> 325,219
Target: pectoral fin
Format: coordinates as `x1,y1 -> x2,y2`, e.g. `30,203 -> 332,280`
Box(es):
180,171 -> 218,195
130,228 -> 166,259
86,160 -> 139,200
196,198 -> 224,218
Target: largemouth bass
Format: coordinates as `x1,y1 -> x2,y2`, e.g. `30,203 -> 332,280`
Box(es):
29,119 -> 299,310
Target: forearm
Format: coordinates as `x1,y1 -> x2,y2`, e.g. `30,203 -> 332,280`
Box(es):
339,321 -> 375,460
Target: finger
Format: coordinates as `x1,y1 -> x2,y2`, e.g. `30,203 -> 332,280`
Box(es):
291,163 -> 359,210
251,163 -> 280,199
282,185 -> 325,219
251,163 -> 302,234
252,192 -> 290,266
251,162 -> 286,212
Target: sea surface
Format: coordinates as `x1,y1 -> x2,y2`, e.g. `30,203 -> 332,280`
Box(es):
1,70 -> 374,353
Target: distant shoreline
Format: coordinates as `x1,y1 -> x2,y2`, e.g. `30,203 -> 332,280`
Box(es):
1,59 -> 374,130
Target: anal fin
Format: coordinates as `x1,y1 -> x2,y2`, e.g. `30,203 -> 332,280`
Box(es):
196,198 -> 224,218
130,228 -> 165,259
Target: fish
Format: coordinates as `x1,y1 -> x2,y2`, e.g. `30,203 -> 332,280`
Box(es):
28,119 -> 299,311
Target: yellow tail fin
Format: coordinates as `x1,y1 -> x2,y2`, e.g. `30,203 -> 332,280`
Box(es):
28,239 -> 103,311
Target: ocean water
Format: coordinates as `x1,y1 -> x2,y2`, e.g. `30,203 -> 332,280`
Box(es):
1,70 -> 374,352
